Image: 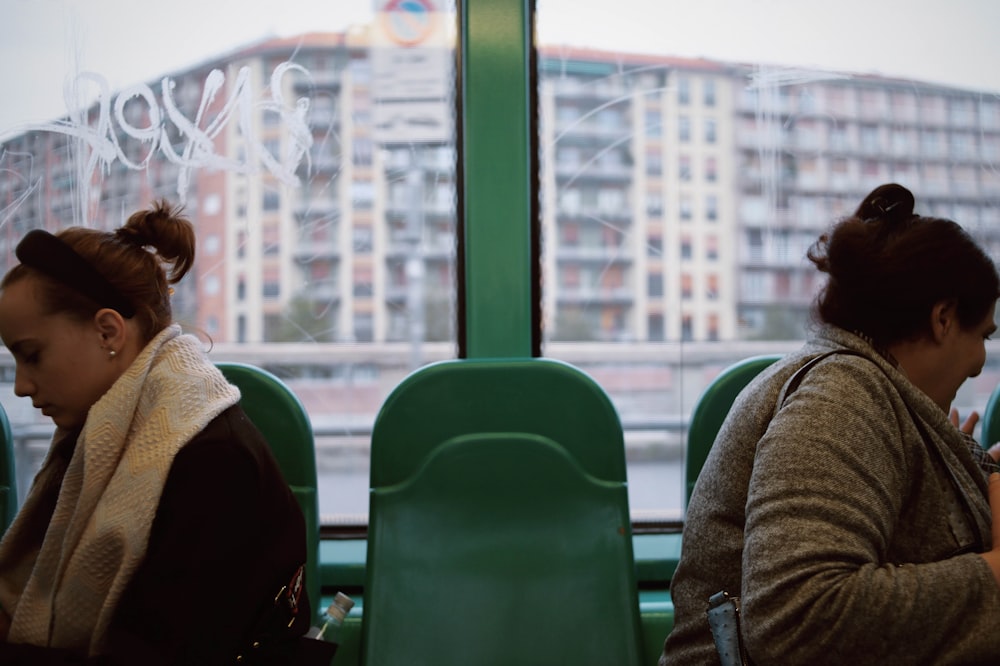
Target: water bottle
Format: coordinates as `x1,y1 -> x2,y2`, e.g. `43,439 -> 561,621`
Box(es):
311,591 -> 355,646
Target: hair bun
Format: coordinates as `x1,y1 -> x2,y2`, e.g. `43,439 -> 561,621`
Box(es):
113,226 -> 148,248
855,183 -> 915,223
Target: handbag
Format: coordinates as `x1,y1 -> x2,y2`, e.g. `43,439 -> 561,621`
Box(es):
237,564 -> 338,666
706,590 -> 753,666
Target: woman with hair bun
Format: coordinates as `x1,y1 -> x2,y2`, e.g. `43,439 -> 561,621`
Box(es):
0,201 -> 318,664
662,184 -> 1000,665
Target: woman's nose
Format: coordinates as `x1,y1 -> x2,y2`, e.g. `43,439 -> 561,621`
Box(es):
13,371 -> 32,398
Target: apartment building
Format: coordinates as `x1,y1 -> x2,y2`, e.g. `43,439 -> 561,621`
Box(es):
2,31 -> 998,345
730,68 -> 1000,338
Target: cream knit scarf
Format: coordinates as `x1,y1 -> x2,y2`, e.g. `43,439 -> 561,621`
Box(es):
0,325 -> 240,655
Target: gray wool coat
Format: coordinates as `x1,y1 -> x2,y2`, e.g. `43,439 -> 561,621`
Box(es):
661,325 -> 1000,665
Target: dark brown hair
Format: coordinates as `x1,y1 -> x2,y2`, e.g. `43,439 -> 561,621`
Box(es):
807,183 -> 999,346
3,199 -> 195,343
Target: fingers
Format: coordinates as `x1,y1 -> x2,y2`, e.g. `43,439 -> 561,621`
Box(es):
989,443 -> 1000,462
951,409 -> 981,435
963,411 -> 981,436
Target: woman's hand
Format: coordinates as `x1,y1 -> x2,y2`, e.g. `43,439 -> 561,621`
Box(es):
950,407 -> 979,435
949,408 -> 1000,461
981,473 -> 1000,587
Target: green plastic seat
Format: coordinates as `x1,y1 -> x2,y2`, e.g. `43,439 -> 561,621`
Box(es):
981,382 -> 1000,449
362,357 -> 643,666
685,355 -> 781,509
216,362 -> 321,619
0,400 -> 15,537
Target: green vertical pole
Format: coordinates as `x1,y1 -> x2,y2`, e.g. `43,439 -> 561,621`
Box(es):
460,0 -> 534,358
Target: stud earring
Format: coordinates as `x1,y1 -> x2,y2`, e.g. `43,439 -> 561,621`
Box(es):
109,349 -> 117,358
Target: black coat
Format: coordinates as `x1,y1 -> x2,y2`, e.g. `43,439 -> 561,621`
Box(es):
0,404 -> 316,665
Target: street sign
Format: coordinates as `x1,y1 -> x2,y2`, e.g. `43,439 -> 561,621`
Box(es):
372,0 -> 453,144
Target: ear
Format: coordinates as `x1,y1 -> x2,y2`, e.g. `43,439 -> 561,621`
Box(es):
929,299 -> 958,343
93,308 -> 127,353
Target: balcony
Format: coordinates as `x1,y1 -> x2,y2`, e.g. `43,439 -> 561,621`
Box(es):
293,239 -> 340,262
295,197 -> 339,220
556,286 -> 634,305
555,161 -> 632,182
299,279 -> 341,303
556,246 -> 633,263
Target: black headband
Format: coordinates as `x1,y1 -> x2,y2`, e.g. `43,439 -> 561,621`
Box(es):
15,229 -> 136,318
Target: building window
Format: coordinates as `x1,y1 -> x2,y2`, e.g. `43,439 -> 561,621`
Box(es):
648,313 -> 665,341
860,124 -> 879,153
561,222 -> 580,246
679,116 -> 690,142
646,149 -> 662,175
353,226 -> 373,253
705,156 -> 717,182
706,194 -> 718,221
645,110 -> 661,137
707,313 -> 719,341
680,195 -> 693,220
354,313 -> 374,342
703,79 -> 716,107
646,193 -> 663,217
353,265 -> 373,298
561,265 -> 580,288
352,180 -> 375,209
263,225 -> 280,255
203,275 -> 220,296
679,154 -> 691,181
204,234 -> 221,256
680,235 -> 692,260
706,235 -> 719,260
648,273 -> 663,297
353,138 -> 373,165
263,190 -> 280,211
704,118 -> 717,143
647,234 -> 662,257
681,273 -> 693,299
706,273 -> 719,299
678,77 -> 690,105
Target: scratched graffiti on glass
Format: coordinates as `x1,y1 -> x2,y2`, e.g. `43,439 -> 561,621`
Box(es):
0,62 -> 316,225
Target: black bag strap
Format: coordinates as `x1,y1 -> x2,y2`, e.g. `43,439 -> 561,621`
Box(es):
774,349 -> 866,415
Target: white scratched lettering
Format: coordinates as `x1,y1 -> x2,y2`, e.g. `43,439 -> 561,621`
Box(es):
0,61 -> 314,222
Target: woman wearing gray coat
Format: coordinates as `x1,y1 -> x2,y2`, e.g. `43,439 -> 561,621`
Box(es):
661,183 -> 1000,665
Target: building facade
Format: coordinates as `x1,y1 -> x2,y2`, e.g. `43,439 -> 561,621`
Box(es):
2,31 -> 1000,345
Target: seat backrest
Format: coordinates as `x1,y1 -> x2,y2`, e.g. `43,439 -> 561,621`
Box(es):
215,362 -> 321,616
362,358 -> 643,666
0,400 -> 15,537
369,358 -> 627,487
685,354 -> 781,509
982,383 -> 1000,449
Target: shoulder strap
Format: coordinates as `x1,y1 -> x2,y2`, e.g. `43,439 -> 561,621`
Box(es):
774,349 -> 867,415
773,347 -> 987,551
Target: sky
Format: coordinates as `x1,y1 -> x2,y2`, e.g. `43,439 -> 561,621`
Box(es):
2,0 -> 1000,131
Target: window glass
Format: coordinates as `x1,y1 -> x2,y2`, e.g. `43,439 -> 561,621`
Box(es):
0,0 -> 458,526
536,0 -> 1000,521
6,0 -> 1000,529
